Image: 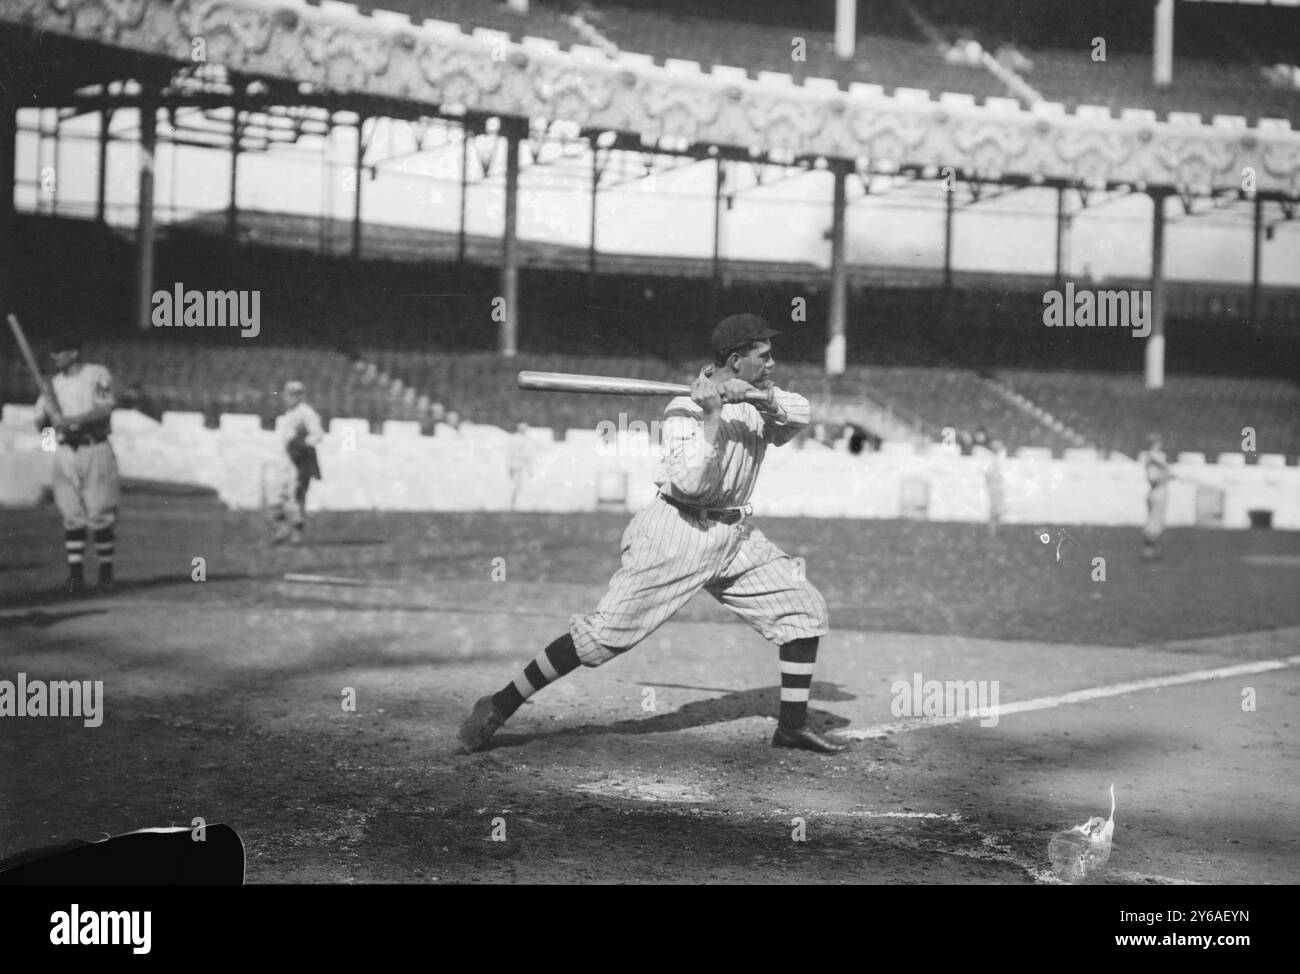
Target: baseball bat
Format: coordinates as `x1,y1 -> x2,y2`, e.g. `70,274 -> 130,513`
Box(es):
517,370 -> 773,404
6,313 -> 63,419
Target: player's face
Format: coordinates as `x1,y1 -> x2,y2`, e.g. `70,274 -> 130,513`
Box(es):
733,342 -> 775,388
50,349 -> 79,373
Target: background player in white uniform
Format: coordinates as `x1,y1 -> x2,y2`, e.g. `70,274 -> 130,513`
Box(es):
460,314 -> 847,754
983,439 -> 1007,537
33,337 -> 119,596
506,422 -> 537,510
1138,433 -> 1173,560
269,380 -> 324,545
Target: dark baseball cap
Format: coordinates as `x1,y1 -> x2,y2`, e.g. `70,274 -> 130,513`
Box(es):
51,335 -> 83,353
711,313 -> 780,355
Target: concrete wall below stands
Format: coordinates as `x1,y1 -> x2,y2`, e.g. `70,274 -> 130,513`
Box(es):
0,407 -> 1297,528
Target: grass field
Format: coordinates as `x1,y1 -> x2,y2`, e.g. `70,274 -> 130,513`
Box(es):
2,488 -> 1298,884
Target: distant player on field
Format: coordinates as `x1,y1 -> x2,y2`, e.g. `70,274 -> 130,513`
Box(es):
506,422 -> 537,510
269,380 -> 323,545
983,439 -> 1007,537
33,337 -> 120,596
459,314 -> 847,755
1138,433 -> 1173,560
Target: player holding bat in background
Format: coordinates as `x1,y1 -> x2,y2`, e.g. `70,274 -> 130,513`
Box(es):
31,336 -> 121,596
460,313 -> 849,755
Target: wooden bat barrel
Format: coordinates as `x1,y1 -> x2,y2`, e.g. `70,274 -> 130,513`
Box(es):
517,371 -> 773,404
517,371 -> 690,397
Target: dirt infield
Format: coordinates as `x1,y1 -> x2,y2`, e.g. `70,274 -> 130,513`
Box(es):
2,491 -> 1298,884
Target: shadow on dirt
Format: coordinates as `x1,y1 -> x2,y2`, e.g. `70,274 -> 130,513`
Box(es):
487,681 -> 856,749
0,562 -> 46,574
0,608 -> 110,630
3,573 -> 256,609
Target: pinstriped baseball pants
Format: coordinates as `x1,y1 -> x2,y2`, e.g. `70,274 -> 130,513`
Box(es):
570,495 -> 829,666
52,442 -> 119,531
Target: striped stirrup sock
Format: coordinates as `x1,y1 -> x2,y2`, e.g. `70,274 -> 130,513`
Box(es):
65,528 -> 87,569
493,633 -> 582,719
93,526 -> 116,567
778,637 -> 819,729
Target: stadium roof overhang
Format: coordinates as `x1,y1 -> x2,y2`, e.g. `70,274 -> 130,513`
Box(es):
3,0 -> 1299,202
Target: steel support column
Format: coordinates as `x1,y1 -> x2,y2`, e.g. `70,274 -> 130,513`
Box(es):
135,94 -> 157,332
1054,185 -> 1071,289
1144,192 -> 1168,390
834,0 -> 857,60
227,106 -> 241,242
501,126 -> 521,357
352,115 -> 366,259
96,108 -> 112,224
458,122 -> 469,264
0,94 -> 16,316
1249,194 -> 1263,332
943,180 -> 955,294
1154,0 -> 1174,86
826,163 -> 848,376
588,143 -> 601,277
712,157 -> 725,290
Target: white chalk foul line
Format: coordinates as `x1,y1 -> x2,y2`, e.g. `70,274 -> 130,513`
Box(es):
1108,869 -> 1200,886
831,810 -> 964,821
843,654 -> 1300,740
282,573 -> 392,587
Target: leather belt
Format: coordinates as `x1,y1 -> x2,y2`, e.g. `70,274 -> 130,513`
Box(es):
660,492 -> 752,525
60,433 -> 109,449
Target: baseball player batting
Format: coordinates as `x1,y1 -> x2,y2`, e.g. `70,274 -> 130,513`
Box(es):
459,313 -> 848,754
31,336 -> 121,596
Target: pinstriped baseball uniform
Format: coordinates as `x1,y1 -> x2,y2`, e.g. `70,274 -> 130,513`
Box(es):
569,387 -> 828,667
458,316 -> 849,755
35,363 -> 120,532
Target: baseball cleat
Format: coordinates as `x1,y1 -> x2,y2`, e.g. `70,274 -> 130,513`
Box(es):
772,724 -> 850,754
459,694 -> 508,753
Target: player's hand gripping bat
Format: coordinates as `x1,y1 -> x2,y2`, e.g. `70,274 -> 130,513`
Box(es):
6,313 -> 65,426
518,370 -> 775,406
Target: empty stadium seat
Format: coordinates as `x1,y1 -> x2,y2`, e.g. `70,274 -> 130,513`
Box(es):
591,4 -> 1010,101
996,370 -> 1300,459
363,0 -> 588,48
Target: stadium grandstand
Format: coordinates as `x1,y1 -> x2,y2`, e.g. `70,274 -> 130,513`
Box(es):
2,0 -> 1299,462
7,1 -> 1300,902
